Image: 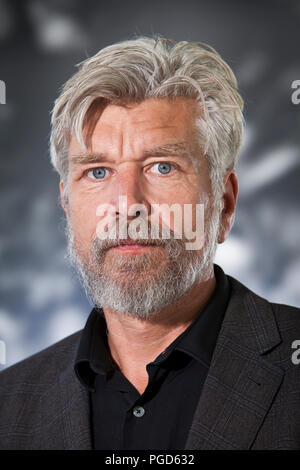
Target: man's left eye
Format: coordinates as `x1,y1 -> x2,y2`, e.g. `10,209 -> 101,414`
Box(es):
151,162 -> 174,175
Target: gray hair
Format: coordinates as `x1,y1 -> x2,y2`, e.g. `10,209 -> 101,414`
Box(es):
50,36 -> 244,199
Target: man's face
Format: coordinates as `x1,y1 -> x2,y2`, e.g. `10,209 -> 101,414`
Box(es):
61,97 -> 222,317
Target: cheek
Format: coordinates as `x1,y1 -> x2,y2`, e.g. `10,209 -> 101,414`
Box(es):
152,187 -> 204,239
69,196 -> 98,246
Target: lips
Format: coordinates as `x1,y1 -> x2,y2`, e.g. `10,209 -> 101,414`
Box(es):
108,240 -> 158,251
116,240 -> 156,247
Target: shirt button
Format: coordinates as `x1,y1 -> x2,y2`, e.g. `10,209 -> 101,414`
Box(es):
133,406 -> 145,418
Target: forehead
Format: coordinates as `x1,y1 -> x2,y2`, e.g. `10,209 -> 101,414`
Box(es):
69,97 -> 201,155
98,97 -> 198,127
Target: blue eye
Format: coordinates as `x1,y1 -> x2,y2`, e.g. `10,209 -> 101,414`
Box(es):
89,167 -> 107,179
155,162 -> 173,174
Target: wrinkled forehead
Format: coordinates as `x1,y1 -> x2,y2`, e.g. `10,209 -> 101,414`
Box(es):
68,97 -> 206,172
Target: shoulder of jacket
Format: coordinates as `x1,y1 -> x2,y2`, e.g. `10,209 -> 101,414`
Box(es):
269,301 -> 300,338
227,273 -> 300,355
228,273 -> 300,321
0,329 -> 83,387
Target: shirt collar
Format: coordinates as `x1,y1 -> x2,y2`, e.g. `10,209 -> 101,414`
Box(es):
74,264 -> 230,391
74,308 -> 113,391
149,263 -> 230,367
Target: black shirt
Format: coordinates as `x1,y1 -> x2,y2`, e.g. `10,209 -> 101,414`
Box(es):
74,264 -> 230,450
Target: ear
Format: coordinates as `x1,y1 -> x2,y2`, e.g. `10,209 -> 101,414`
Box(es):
218,170 -> 239,244
59,180 -> 69,217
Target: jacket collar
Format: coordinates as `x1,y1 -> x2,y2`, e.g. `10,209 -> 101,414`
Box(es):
184,275 -> 284,450
36,333 -> 93,450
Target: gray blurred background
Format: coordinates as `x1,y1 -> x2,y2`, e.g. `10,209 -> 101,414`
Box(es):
0,0 -> 299,369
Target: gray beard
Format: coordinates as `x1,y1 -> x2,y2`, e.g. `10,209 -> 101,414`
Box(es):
65,203 -> 221,319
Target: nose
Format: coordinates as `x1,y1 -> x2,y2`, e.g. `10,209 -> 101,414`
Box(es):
112,164 -> 151,219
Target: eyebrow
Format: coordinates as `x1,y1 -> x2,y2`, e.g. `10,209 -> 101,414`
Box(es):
144,142 -> 191,158
70,142 -> 192,165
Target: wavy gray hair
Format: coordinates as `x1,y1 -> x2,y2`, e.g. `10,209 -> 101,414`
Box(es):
50,36 -> 244,200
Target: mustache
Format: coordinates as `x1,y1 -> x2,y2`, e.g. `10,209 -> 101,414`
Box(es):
93,218 -> 186,252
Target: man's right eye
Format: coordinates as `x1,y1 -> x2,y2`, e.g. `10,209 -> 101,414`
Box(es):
87,167 -> 107,180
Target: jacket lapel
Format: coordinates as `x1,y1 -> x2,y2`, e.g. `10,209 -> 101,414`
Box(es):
37,337 -> 93,450
185,276 -> 284,450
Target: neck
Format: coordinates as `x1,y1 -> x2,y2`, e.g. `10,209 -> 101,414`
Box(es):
103,266 -> 216,393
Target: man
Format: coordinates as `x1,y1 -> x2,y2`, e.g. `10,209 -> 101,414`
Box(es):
0,37 -> 299,450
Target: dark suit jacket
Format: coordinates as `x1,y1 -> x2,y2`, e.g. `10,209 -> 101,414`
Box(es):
0,274 -> 299,450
